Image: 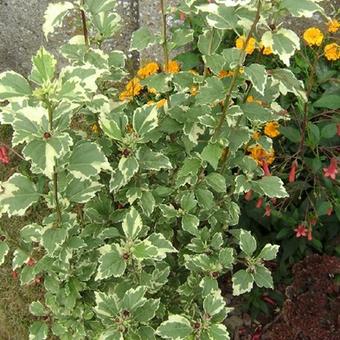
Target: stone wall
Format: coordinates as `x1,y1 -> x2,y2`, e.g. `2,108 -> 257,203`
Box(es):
0,0 -> 338,75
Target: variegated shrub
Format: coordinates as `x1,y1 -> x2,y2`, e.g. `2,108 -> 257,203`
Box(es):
0,0 -> 327,339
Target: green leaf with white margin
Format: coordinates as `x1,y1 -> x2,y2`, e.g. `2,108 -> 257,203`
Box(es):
20,224 -> 43,244
169,28 -> 194,50
253,176 -> 288,198
225,127 -> 252,153
41,227 -> 68,256
85,0 -> 116,14
258,244 -> 280,261
132,240 -> 158,259
130,27 -> 159,51
281,0 -> 324,18
244,64 -> 267,95
196,77 -> 226,105
147,233 -> 177,259
0,241 -> 9,265
43,1 -> 74,39
12,249 -> 30,270
198,3 -> 238,30
137,147 -> 172,171
156,315 -> 193,339
253,264 -> 274,288
94,291 -> 120,319
239,230 -> 257,257
68,141 -> 111,180
23,133 -> 73,179
182,214 -> 199,236
121,286 -> 147,312
271,68 -> 306,101
29,301 -> 47,317
96,244 -> 126,280
139,191 -> 155,216
219,248 -> 234,268
118,156 -> 139,181
203,290 -> 226,316
0,174 -> 40,217
30,47 -> 56,85
201,143 -> 223,170
99,328 -> 123,340
205,324 -> 230,340
99,109 -> 127,141
262,29 -> 300,66
122,207 -> 143,240
198,29 -> 224,55
0,71 -> 32,100
64,178 -> 103,203
29,321 -> 48,340
134,298 -> 160,323
133,105 -> 158,138
205,172 -> 226,193
232,269 -> 254,296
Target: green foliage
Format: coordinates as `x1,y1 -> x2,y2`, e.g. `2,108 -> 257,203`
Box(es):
1,0 -> 334,338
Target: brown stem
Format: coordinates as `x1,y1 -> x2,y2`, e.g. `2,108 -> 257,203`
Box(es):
160,0 -> 169,68
213,0 -> 262,141
80,0 -> 89,48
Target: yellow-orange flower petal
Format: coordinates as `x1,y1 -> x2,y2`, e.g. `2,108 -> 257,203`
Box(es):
137,62 -> 160,79
327,19 -> 340,33
165,60 -> 180,74
259,42 -> 273,55
248,144 -> 275,165
252,131 -> 261,141
303,27 -> 324,46
264,121 -> 280,138
218,70 -> 234,78
190,85 -> 198,96
156,99 -> 167,108
235,36 -> 256,55
324,43 -> 340,61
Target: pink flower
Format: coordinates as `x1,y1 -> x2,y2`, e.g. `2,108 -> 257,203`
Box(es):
307,229 -> 313,241
323,157 -> 338,180
256,197 -> 264,208
261,160 -> 271,176
0,146 -> 10,164
289,160 -> 298,183
265,204 -> 271,217
244,190 -> 253,201
294,224 -> 307,238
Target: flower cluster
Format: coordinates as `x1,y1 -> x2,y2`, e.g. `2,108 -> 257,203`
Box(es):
235,36 -> 273,56
119,60 -> 181,102
303,21 -> 340,61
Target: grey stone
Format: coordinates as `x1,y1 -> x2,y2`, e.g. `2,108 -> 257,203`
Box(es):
0,0 -> 139,75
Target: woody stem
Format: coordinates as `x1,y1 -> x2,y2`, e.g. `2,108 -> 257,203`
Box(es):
160,0 -> 169,68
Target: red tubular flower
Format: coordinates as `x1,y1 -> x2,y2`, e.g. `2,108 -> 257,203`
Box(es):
262,295 -> 276,306
0,146 -> 10,164
294,224 -> 307,238
261,160 -> 271,176
265,204 -> 271,217
289,160 -> 298,183
256,197 -> 264,208
307,229 -> 313,241
11,270 -> 18,280
309,217 -> 317,226
26,258 -> 35,267
327,207 -> 333,216
179,11 -> 186,21
323,157 -> 338,180
244,190 -> 253,201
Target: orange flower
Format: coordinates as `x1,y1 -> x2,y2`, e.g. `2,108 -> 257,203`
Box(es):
91,123 -> 99,133
252,131 -> 261,141
119,78 -> 142,101
324,43 -> 340,61
303,27 -> 324,46
264,121 -> 280,138
327,19 -> 340,33
218,70 -> 234,78
137,62 -> 160,79
148,87 -> 157,94
248,144 -> 275,165
235,36 -> 256,55
156,99 -> 167,108
190,85 -> 198,96
259,42 -> 273,55
165,60 -> 180,73
246,95 -> 263,105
